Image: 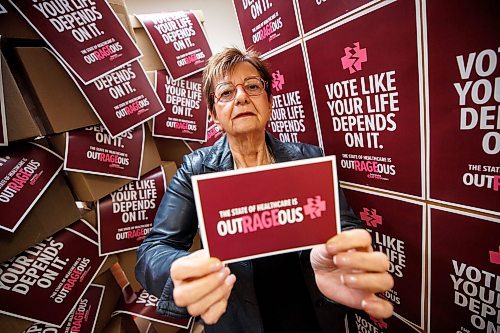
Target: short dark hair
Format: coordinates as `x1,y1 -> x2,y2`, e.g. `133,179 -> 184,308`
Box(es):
202,47 -> 272,113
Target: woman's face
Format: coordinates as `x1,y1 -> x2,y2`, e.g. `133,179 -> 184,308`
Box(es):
211,62 -> 272,138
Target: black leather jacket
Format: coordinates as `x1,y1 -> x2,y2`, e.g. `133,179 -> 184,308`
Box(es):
136,132 -> 361,332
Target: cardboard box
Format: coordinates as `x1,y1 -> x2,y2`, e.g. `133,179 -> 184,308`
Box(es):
129,11 -> 205,71
2,52 -> 43,142
0,313 -> 33,333
0,173 -> 81,262
108,0 -> 135,37
93,269 -> 123,333
154,137 -> 191,168
14,47 -> 100,134
102,315 -> 140,333
0,0 -> 39,39
48,126 -> 161,201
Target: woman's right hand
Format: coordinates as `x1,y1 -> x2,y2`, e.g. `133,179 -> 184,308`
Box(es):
171,249 -> 236,324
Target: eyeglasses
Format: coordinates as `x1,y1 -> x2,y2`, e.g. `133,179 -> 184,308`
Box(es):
212,77 -> 267,103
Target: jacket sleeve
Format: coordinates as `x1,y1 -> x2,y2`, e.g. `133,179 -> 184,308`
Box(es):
135,154 -> 199,318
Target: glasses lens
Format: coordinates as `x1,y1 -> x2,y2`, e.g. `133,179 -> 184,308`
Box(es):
244,78 -> 264,96
215,83 -> 236,102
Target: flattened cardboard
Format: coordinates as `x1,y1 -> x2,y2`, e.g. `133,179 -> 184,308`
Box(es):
1,52 -> 42,143
92,270 -> 122,333
0,313 -> 33,333
15,47 -> 100,134
153,136 -> 190,168
101,315 -> 140,333
49,126 -> 161,201
0,173 -> 80,262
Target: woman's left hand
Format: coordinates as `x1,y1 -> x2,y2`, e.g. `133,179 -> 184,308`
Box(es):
310,228 -> 394,318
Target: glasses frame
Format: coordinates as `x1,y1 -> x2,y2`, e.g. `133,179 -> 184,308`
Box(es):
211,77 -> 268,103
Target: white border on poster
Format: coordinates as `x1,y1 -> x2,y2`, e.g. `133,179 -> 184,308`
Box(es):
0,53 -> 8,146
135,11 -> 211,82
340,184 -> 426,329
44,48 -> 164,139
0,142 -> 63,233
87,284 -> 106,333
261,39 -> 322,147
426,204 -> 500,333
193,155 -> 341,264
152,70 -> 208,142
97,165 -> 167,256
8,0 -> 142,85
112,309 -> 194,329
0,220 -> 109,327
64,124 -> 145,181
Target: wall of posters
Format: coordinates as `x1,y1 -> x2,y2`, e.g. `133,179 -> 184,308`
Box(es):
426,0 -> 500,215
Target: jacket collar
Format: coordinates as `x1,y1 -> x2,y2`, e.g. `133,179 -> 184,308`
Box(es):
202,131 -> 299,171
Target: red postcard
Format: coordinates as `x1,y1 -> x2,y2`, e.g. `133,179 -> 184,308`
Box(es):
9,0 -> 141,84
193,156 -> 340,263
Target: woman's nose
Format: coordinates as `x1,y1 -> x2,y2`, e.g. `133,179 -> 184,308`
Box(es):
234,85 -> 249,103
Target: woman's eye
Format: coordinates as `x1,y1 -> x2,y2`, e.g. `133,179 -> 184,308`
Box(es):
220,89 -> 233,97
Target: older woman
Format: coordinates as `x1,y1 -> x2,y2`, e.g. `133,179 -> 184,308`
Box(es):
136,48 -> 393,333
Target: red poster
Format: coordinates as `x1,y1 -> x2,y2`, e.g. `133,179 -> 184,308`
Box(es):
0,143 -> 62,232
193,156 -> 340,263
264,43 -> 319,145
49,48 -> 165,138
97,167 -> 166,256
296,0 -> 375,35
9,0 -> 141,84
23,284 -> 105,333
185,117 -> 223,152
112,288 -> 193,329
136,11 -> 211,81
426,1 -> 500,215
64,124 -> 144,180
306,0 -> 423,198
428,206 -> 500,333
153,71 -> 208,142
0,53 -> 7,146
346,310 -> 420,333
342,187 -> 424,328
0,220 -> 108,327
232,0 -> 300,55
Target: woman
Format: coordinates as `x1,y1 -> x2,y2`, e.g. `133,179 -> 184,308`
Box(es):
136,48 -> 393,332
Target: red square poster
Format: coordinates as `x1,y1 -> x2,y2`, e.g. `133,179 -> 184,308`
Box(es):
193,156 -> 340,263
153,71 -> 208,142
264,42 -> 320,146
112,288 -> 193,329
296,0 -> 376,35
185,116 -> 223,152
232,0 -> 300,56
342,186 -> 424,328
0,143 -> 63,232
97,166 -> 166,256
426,0 -> 500,215
428,206 -> 500,333
306,0 -> 424,198
0,220 -> 108,327
346,310 -> 420,333
9,0 -> 141,84
51,50 -> 165,138
64,124 -> 144,180
136,11 -> 211,81
22,284 -> 105,333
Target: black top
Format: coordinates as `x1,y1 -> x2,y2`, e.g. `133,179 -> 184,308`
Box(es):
253,252 -> 321,333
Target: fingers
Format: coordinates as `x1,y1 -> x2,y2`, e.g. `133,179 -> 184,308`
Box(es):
171,250 -> 222,282
326,229 -> 373,255
334,251 -> 390,272
340,272 -> 394,293
187,274 -> 236,317
201,296 -> 230,325
173,267 -> 230,307
361,294 -> 394,319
